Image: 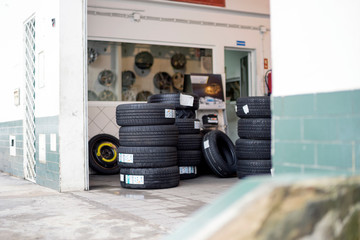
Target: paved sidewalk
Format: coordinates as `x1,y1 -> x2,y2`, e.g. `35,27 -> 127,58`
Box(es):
0,172 -> 238,239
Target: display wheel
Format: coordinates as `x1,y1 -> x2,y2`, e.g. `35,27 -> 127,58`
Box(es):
98,90 -> 117,101
122,89 -> 136,101
172,72 -> 184,91
122,70 -> 136,88
98,70 -> 115,86
153,72 -> 172,90
136,90 -> 152,101
88,90 -> 98,101
135,51 -> 154,69
171,53 -> 187,69
202,56 -> 212,71
88,47 -> 98,64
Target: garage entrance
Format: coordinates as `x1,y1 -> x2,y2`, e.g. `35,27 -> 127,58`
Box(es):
224,48 -> 255,143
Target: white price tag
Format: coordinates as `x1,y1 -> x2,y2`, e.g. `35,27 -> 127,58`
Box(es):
180,93 -> 194,107
208,118 -> 218,123
243,104 -> 249,114
179,166 -> 197,174
125,175 -> 144,185
203,140 -> 210,149
165,109 -> 175,118
120,174 -> 124,182
235,105 -> 238,112
119,153 -> 133,163
194,120 -> 200,129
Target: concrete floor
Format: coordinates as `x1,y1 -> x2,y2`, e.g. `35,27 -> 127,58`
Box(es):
0,172 -> 238,240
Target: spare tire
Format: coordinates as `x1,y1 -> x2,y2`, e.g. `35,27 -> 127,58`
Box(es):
235,138 -> 271,160
178,134 -> 203,150
119,125 -> 178,147
178,150 -> 202,166
236,159 -> 272,170
120,166 -> 180,189
89,134 -> 120,175
118,146 -> 177,168
175,119 -> 200,134
201,130 -> 237,177
236,96 -> 271,118
148,93 -> 199,110
179,166 -> 198,180
116,103 -> 175,126
238,118 -> 271,140
176,109 -> 196,119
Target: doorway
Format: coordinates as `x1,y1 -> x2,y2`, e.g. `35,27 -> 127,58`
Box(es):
224,48 -> 254,143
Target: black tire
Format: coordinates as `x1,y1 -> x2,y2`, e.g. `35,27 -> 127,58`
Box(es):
119,125 -> 178,147
116,103 -> 175,126
120,166 -> 180,189
235,138 -> 271,160
237,118 -> 271,140
176,109 -> 196,119
236,170 -> 271,179
201,130 -> 237,177
175,119 -> 200,134
178,150 -> 202,166
89,134 -> 120,175
236,96 -> 271,118
236,159 -> 272,170
148,93 -> 199,110
118,146 -> 177,168
178,134 -> 203,150
179,166 -> 198,180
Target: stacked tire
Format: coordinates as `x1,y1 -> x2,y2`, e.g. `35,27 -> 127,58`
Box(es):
148,93 -> 202,180
116,103 -> 180,189
235,96 -> 271,178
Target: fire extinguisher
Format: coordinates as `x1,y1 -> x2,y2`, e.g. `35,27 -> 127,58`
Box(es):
265,69 -> 272,96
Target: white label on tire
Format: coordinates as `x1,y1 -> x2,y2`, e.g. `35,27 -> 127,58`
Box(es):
203,140 -> 210,149
235,105 -> 238,112
194,120 -> 200,129
207,118 -> 218,124
119,153 -> 133,163
180,93 -> 194,107
125,175 -> 144,185
243,104 -> 249,114
120,174 -> 124,182
179,166 -> 197,174
165,109 -> 176,118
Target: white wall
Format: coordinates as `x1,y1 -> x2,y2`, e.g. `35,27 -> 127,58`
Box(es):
136,0 -> 270,15
271,0 -> 360,96
0,0 -> 60,122
58,0 -> 87,191
34,0 -> 60,118
88,0 -> 271,96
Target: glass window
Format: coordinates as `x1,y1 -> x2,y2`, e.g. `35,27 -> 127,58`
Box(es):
87,41 -> 213,101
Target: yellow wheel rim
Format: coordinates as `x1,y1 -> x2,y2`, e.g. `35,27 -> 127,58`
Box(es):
96,142 -> 117,163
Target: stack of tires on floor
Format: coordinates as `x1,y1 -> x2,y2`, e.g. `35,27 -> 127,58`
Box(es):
235,96 -> 271,178
148,93 -> 203,180
116,103 -> 180,189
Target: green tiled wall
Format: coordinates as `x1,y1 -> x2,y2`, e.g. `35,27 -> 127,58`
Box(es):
0,116 -> 60,191
272,89 -> 360,175
35,116 -> 60,191
0,120 -> 24,178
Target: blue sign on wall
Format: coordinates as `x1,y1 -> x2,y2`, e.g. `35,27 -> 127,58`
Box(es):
236,41 -> 246,46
